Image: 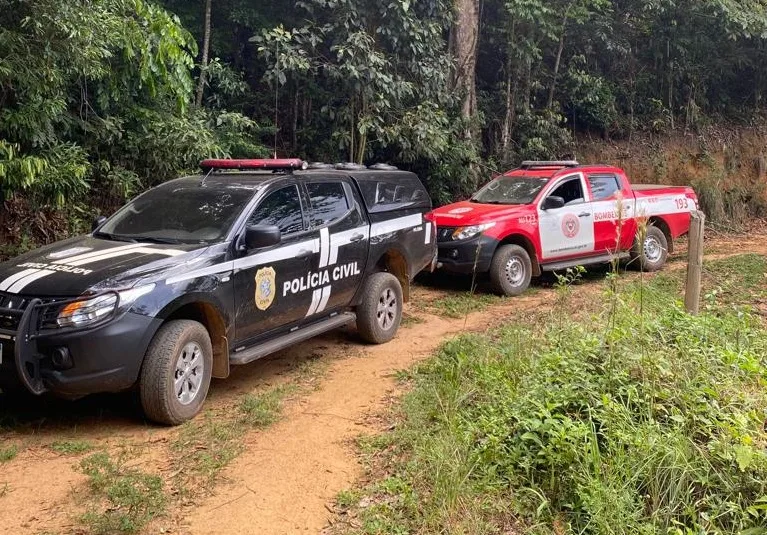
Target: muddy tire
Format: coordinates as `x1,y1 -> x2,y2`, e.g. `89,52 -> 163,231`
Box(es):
139,320 -> 212,425
631,225 -> 668,272
356,272 -> 403,344
489,244 -> 532,296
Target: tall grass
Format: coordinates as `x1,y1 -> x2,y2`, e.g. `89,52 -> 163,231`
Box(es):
337,256 -> 767,535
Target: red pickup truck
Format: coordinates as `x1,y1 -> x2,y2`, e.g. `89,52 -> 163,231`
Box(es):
429,160 -> 698,296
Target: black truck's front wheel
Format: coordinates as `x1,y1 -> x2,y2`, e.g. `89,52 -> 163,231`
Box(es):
139,320 -> 212,425
356,272 -> 403,344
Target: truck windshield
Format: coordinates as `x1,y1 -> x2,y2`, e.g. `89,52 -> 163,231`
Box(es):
96,185 -> 256,244
471,176 -> 548,205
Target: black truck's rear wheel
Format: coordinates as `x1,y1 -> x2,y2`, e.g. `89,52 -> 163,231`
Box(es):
356,272 -> 403,344
139,320 -> 212,425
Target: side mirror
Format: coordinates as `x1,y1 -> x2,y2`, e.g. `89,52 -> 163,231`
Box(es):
542,195 -> 565,210
243,224 -> 281,251
92,216 -> 107,231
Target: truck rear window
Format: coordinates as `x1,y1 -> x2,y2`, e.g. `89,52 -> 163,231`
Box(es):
357,176 -> 430,213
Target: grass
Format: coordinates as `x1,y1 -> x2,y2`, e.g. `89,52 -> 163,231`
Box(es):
333,254 -> 767,535
0,444 -> 18,462
427,292 -> 501,318
79,452 -> 165,534
400,311 -> 425,327
50,439 -> 94,455
700,253 -> 767,304
240,384 -> 298,428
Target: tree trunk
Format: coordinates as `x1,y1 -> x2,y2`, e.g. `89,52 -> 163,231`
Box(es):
501,22 -> 517,155
195,0 -> 212,107
451,0 -> 480,138
523,55 -> 532,112
547,11 -> 569,110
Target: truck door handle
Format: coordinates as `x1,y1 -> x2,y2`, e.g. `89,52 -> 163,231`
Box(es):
349,233 -> 365,243
578,212 -> 591,218
296,249 -> 314,258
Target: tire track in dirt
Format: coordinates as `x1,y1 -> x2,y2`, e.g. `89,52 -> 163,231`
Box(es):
174,296 -> 549,535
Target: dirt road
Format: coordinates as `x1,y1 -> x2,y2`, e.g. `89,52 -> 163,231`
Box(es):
1,230 -> 766,535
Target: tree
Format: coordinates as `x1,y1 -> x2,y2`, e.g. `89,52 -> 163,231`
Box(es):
452,0 -> 481,136
195,0 -> 213,106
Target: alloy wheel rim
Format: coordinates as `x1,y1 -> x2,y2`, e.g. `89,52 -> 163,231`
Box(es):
376,287 -> 398,330
174,341 -> 204,405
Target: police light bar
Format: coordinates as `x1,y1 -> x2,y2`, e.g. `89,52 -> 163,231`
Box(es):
200,158 -> 308,172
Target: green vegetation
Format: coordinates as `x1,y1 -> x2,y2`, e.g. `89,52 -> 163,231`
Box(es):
240,384 -> 297,428
700,254 -> 767,306
0,444 -> 18,463
335,255 -> 767,534
427,292 -> 501,319
401,312 -> 426,328
79,452 -> 165,534
2,1 -> 767,255
50,439 -> 94,456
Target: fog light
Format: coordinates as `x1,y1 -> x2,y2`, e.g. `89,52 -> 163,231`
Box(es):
51,347 -> 73,370
449,249 -> 459,259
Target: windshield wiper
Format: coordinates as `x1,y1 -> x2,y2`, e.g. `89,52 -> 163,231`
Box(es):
116,235 -> 184,245
470,199 -> 523,205
471,199 -> 504,204
93,231 -> 136,243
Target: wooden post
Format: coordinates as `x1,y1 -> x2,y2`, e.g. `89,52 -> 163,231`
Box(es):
684,210 -> 705,314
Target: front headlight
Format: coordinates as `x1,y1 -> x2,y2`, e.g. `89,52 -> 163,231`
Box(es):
56,284 -> 155,329
451,222 -> 496,241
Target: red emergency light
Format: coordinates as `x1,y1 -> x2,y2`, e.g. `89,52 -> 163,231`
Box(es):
200,158 -> 308,172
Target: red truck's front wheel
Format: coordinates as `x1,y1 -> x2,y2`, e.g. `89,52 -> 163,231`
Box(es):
489,245 -> 532,297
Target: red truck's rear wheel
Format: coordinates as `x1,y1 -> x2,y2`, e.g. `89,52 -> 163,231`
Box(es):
632,225 -> 668,271
489,245 -> 532,296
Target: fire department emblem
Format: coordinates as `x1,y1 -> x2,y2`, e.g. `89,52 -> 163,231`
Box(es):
255,267 -> 276,311
561,214 -> 580,238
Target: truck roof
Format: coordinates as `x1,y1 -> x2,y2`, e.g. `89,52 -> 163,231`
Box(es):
159,159 -> 432,213
505,161 -> 625,180
161,168 -> 420,192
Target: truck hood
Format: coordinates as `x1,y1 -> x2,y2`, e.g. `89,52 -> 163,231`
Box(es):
0,235 -> 208,297
430,200 -> 531,226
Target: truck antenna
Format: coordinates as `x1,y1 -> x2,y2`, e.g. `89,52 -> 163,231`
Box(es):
200,166 -> 214,186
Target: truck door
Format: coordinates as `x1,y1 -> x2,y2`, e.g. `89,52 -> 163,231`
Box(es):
233,183 -> 316,345
302,178 -> 368,316
587,173 -> 636,253
536,173 -> 596,260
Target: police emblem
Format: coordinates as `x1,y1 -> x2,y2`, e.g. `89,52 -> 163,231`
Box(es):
254,267 -> 276,311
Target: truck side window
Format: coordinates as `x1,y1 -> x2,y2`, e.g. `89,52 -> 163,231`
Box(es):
588,174 -> 622,200
307,182 -> 350,227
357,176 -> 430,212
247,185 -> 304,235
549,177 -> 584,206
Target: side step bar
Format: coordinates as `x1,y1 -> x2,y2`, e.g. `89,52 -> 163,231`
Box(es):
541,252 -> 630,272
230,312 -> 356,366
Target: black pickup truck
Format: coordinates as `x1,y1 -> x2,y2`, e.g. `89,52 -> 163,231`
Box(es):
0,159 -> 436,424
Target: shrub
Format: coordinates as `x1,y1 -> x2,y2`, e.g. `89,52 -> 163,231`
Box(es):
342,258 -> 767,534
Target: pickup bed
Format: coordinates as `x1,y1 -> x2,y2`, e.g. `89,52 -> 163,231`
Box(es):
430,160 -> 698,295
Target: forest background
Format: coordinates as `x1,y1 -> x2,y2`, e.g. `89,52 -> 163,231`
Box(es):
2,0 -> 766,256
